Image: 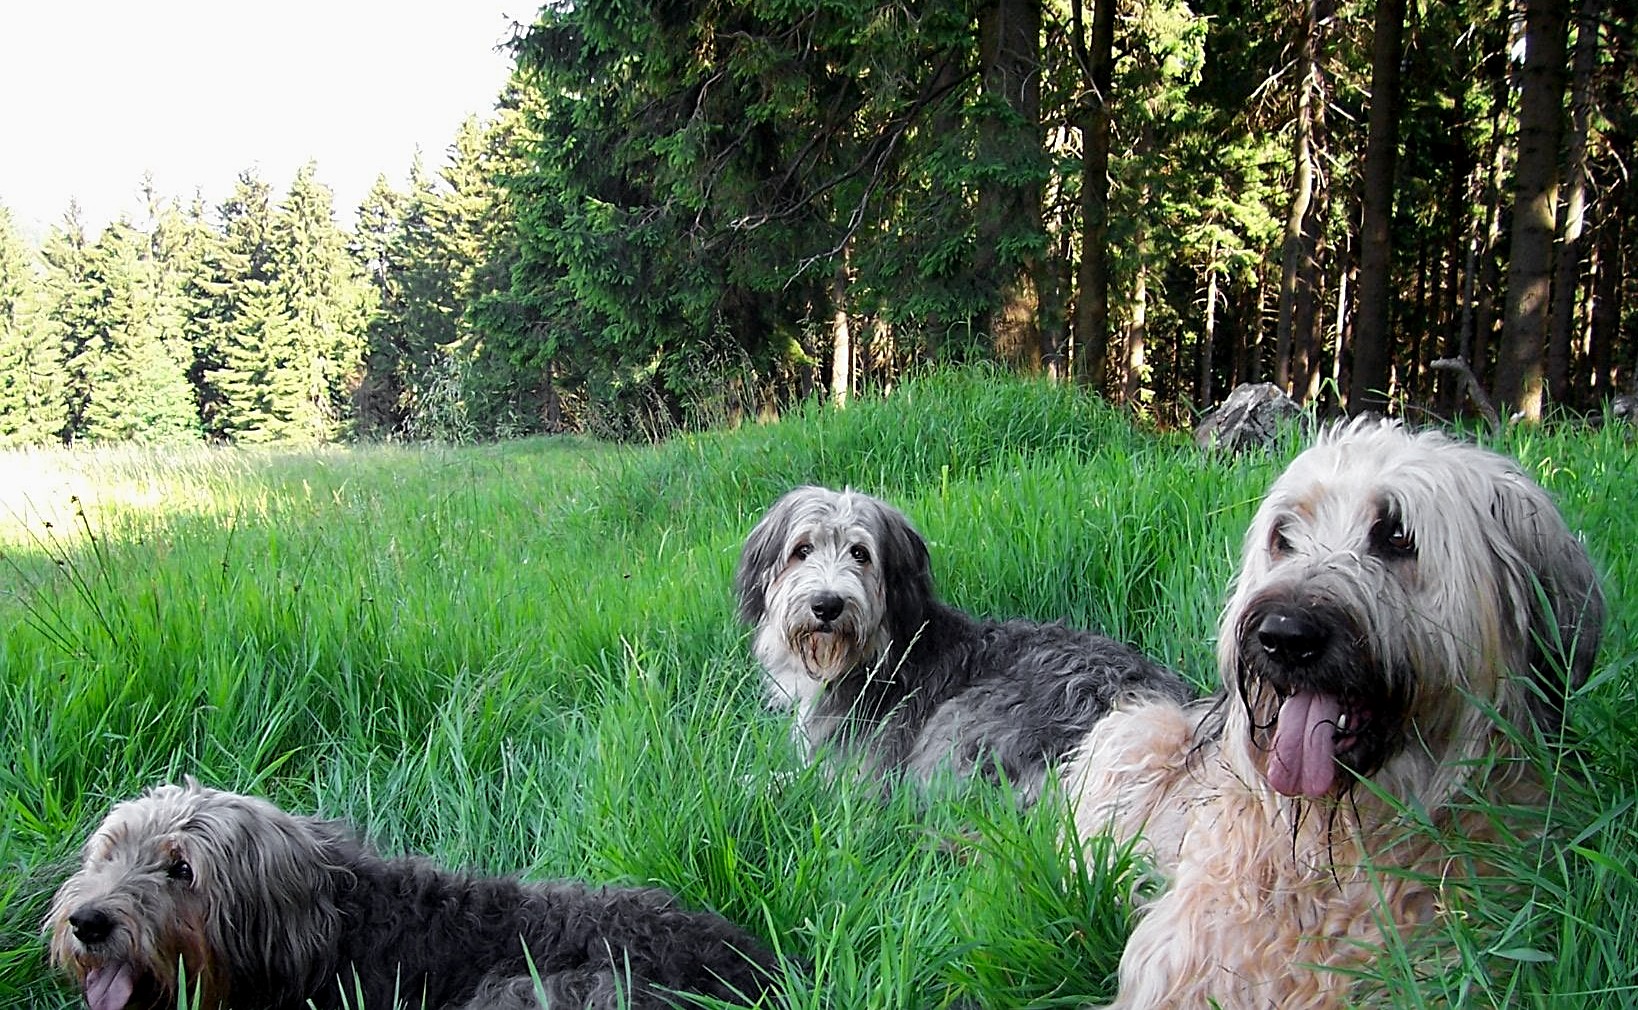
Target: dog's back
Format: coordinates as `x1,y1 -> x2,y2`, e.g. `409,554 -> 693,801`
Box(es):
317,836 -> 783,1010
811,601 -> 1194,802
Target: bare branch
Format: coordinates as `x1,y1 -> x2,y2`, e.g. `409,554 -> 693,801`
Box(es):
1431,356 -> 1503,437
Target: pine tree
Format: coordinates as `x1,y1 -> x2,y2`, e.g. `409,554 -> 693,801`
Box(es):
39,206 -> 99,442
1496,0 -> 1572,420
142,184 -> 217,424
200,170 -> 308,441
441,113 -> 542,436
355,156 -> 464,436
1349,0 -> 1408,414
51,218 -> 197,443
207,279 -> 305,443
0,204 -> 65,444
353,174 -> 410,435
355,122 -> 530,440
270,162 -> 374,440
973,0 -> 1049,364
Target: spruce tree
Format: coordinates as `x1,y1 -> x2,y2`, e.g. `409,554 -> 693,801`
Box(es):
270,163 -> 374,440
454,106 -> 550,435
39,206 -> 100,442
353,174 -> 410,435
0,204 -> 65,444
60,220 -> 198,443
354,157 -> 460,436
200,170 -> 307,441
358,130 -> 521,440
207,278 -> 305,443
143,185 -> 218,424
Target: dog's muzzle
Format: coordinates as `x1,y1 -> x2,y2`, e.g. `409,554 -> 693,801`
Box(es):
1256,609 -> 1329,666
1240,602 -> 1401,799
810,592 -> 845,628
69,907 -> 117,946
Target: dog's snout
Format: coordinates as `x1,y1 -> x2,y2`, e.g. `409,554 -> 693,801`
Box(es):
811,593 -> 845,624
1256,610 -> 1329,665
68,907 -> 116,945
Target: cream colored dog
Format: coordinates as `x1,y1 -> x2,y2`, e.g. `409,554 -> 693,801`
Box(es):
1065,419 -> 1603,1008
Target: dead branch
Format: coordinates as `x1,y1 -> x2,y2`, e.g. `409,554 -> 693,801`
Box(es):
1431,356 -> 1502,437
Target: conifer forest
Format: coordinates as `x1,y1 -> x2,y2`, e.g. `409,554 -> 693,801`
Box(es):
1,0 -> 1633,445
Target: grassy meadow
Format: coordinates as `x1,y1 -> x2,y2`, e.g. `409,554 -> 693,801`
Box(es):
1,369 -> 1634,1009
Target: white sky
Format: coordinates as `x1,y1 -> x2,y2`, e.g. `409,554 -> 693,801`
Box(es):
0,2 -> 522,241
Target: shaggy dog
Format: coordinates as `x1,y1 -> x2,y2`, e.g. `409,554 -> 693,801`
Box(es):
736,485 -> 1192,802
47,780 -> 783,1010
1064,419 -> 1605,1008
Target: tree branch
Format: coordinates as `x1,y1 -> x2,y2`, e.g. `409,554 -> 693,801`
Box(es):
1431,356 -> 1502,437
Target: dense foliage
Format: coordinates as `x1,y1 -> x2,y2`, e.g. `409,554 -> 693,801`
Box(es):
0,0 -> 1632,444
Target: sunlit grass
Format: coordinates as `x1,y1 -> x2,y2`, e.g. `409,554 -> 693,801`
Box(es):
2,368 -> 1633,1009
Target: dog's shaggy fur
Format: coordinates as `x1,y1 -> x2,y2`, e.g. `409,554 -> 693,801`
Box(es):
1064,419 -> 1605,1008
47,781 -> 782,1010
736,485 -> 1192,802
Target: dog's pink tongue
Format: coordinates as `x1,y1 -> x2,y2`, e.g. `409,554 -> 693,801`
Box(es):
85,964 -> 136,1010
1268,691 -> 1342,797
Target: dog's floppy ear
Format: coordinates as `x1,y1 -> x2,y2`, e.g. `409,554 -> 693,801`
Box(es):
736,487 -> 807,625
1485,464 -> 1604,730
870,497 -> 934,638
176,792 -> 342,1002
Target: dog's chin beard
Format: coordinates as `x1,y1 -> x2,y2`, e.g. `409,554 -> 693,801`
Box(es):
792,625 -> 863,682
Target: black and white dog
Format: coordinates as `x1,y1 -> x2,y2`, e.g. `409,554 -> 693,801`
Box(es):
736,486 -> 1192,802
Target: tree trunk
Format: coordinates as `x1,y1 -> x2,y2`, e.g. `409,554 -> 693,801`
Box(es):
1121,204 -> 1150,406
544,359 -> 562,432
1408,244 -> 1431,401
1546,0 -> 1600,407
1040,201 -> 1072,381
1071,0 -> 1115,392
1457,162 -> 1486,367
1495,0 -> 1570,421
1275,0 -> 1325,395
830,254 -> 852,407
1438,200 -> 1466,416
1469,9 -> 1519,392
1348,0 -> 1406,415
1200,256 -> 1220,408
1472,137 -> 1511,390
1250,264 -> 1271,382
1588,174 -> 1626,403
975,0 -> 1044,364
1331,247 -> 1354,404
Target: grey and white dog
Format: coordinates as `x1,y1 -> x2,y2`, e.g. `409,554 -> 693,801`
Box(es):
736,485 -> 1192,801
47,780 -> 783,1010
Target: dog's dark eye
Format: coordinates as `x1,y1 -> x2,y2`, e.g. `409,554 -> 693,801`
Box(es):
1385,523 -> 1414,554
791,543 -> 813,562
166,858 -> 193,883
1372,517 -> 1415,558
1269,525 -> 1292,556
849,544 -> 871,565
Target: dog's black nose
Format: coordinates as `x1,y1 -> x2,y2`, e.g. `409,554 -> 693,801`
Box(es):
1256,610 -> 1329,665
68,907 -> 115,945
811,593 -> 845,624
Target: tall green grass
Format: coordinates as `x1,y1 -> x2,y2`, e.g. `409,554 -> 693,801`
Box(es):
2,368 -> 1633,1008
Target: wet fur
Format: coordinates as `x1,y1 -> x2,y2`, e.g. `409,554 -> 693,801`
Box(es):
1065,419 -> 1604,1008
